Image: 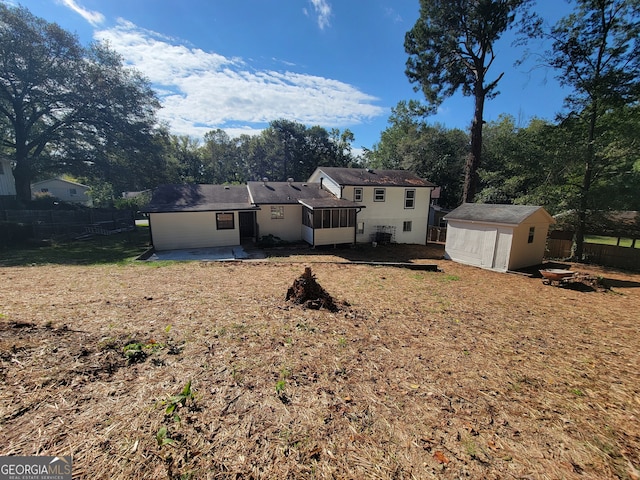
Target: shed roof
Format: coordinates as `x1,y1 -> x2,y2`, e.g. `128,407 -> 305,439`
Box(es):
445,203 -> 554,225
143,184 -> 257,213
314,167 -> 435,188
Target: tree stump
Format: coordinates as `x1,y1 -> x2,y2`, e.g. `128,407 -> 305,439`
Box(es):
285,267 -> 340,312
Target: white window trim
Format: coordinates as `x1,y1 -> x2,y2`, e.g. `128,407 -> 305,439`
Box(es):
404,189 -> 416,209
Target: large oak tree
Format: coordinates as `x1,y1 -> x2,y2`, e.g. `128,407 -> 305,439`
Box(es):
404,0 -> 531,203
0,4 -> 160,205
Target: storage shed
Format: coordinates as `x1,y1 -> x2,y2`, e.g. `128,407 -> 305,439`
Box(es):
444,203 -> 554,272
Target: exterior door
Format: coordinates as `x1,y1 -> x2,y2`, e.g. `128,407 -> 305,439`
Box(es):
239,211 -> 255,239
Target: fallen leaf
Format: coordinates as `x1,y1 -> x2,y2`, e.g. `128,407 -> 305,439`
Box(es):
433,450 -> 450,464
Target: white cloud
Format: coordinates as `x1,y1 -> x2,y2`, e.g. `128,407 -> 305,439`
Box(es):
309,0 -> 332,30
58,0 -> 104,26
95,20 -> 384,139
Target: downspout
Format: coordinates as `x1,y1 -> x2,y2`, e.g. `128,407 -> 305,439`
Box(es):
354,207 -> 363,245
426,187 -> 433,245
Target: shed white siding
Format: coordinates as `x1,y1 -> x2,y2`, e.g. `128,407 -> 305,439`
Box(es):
150,211 -> 240,250
444,205 -> 553,272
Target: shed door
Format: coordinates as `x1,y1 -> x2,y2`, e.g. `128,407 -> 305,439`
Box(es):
491,228 -> 512,271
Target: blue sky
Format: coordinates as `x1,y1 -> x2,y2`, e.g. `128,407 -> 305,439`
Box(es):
19,0 -> 573,154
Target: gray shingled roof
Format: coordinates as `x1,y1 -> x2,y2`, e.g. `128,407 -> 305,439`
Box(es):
143,184 -> 256,213
445,203 -> 552,225
247,181 -> 360,208
316,167 -> 435,187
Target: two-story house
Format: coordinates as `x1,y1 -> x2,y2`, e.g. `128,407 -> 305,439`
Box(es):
143,167 -> 436,251
308,167 -> 435,245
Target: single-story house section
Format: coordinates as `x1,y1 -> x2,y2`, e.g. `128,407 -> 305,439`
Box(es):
444,203 -> 555,272
144,184 -> 259,251
247,179 -> 362,246
308,167 -> 435,245
31,178 -> 92,206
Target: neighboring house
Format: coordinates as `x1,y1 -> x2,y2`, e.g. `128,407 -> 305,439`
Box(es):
0,157 -> 17,198
444,203 -> 554,272
308,167 -> 436,245
31,178 -> 92,206
143,168 -> 436,251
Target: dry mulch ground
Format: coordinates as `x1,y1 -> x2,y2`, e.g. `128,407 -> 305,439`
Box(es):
0,243 -> 638,479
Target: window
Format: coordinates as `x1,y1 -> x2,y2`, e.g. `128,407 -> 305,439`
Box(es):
357,222 -> 365,234
216,212 -> 234,230
404,189 -> 415,209
41,188 -> 49,193
270,206 -> 284,219
403,221 -> 412,232
374,188 -> 385,202
528,226 -> 535,244
354,188 -> 363,202
309,209 -> 356,229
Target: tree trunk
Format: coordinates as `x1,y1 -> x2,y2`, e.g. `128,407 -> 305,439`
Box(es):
463,87 -> 485,204
12,149 -> 32,206
573,105 -> 597,261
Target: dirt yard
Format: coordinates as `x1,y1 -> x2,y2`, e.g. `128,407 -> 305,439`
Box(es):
0,244 -> 638,479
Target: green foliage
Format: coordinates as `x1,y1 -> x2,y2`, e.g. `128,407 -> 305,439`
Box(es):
275,380 -> 286,395
368,101 -> 467,208
0,4 -> 160,204
156,426 -> 175,447
405,0 -> 533,202
162,380 -> 196,422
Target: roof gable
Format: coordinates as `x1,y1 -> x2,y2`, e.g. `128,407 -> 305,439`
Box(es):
313,167 -> 435,188
445,203 -> 554,225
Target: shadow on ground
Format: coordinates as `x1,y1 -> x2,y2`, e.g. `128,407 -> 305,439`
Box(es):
264,242 -> 446,263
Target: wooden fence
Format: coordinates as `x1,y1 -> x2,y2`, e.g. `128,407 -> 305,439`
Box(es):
427,226 -> 447,243
1,209 -> 135,239
546,238 -> 640,270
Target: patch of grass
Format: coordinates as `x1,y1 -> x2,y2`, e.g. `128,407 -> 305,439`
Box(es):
586,235 -> 639,248
0,227 -> 151,266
